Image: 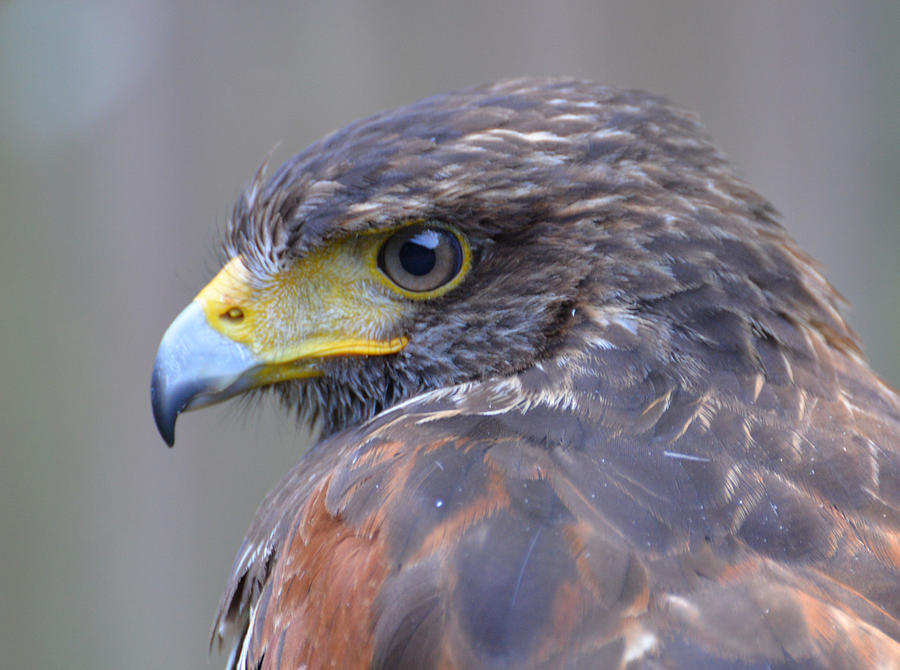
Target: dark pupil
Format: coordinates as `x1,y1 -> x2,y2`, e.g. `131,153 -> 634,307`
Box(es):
399,241 -> 436,276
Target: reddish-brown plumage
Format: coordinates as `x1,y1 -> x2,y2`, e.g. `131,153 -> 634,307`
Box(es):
250,482 -> 389,668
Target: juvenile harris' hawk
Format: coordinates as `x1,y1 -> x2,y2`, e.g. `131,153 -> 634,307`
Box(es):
151,79 -> 900,669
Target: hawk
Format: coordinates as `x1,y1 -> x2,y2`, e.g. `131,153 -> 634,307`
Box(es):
151,78 -> 900,669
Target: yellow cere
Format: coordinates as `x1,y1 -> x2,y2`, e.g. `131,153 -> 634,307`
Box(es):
194,236 -> 416,368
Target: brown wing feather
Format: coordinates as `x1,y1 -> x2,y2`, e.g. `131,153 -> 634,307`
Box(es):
214,306 -> 900,669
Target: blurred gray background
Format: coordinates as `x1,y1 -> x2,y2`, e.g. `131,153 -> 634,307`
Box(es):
1,1 -> 897,668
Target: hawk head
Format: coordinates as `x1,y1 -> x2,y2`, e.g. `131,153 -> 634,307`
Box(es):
150,79 -> 900,670
151,78 -> 850,446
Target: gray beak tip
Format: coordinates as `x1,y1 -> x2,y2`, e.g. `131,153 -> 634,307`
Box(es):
151,358 -> 180,447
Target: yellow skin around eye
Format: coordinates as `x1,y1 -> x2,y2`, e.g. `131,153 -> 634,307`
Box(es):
366,222 -> 472,300
193,224 -> 471,372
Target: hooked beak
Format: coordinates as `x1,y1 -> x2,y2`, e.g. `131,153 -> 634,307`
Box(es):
150,255 -> 408,446
151,302 -> 261,446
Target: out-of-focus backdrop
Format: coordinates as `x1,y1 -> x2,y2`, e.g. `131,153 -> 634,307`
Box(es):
1,2 -> 897,668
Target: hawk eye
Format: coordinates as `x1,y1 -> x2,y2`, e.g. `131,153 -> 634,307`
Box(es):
378,225 -> 464,293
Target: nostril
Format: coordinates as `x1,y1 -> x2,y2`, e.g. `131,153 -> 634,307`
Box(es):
222,307 -> 244,322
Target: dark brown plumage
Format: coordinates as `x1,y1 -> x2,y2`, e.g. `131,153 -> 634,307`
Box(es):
152,78 -> 900,669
